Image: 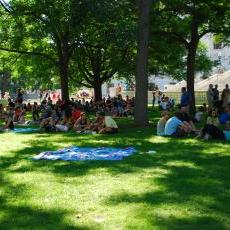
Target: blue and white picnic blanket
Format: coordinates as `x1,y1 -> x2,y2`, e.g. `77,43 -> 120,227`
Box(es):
33,146 -> 136,161
13,128 -> 39,133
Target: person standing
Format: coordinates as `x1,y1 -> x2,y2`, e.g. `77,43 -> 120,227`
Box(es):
206,84 -> 214,111
213,84 -> 219,107
221,84 -> 230,108
16,88 -> 23,104
152,91 -> 156,108
39,91 -> 43,102
180,87 -> 192,107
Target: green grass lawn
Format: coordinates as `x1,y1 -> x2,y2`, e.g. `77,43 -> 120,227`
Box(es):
0,112 -> 230,229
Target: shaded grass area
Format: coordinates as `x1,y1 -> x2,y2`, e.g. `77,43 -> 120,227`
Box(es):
0,111 -> 230,229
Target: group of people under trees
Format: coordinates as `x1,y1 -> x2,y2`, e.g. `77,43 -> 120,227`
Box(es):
152,91 -> 175,110
157,84 -> 230,141
1,84 -> 230,141
207,84 -> 230,111
0,91 -> 136,134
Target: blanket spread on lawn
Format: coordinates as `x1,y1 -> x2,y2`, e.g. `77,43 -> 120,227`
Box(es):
33,146 -> 136,161
13,128 -> 39,133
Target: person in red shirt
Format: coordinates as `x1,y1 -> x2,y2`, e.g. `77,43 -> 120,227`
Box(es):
71,106 -> 82,123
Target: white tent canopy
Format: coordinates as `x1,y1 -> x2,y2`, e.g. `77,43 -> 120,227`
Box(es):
164,70 -> 230,92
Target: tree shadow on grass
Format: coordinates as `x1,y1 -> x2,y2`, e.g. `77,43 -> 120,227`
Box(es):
103,141 -> 230,229
1,131 -> 230,229
0,168 -> 92,229
4,131 -> 230,178
152,215 -> 228,230
0,196 -> 91,230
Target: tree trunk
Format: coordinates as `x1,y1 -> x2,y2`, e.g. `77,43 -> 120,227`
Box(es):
59,61 -> 69,102
0,71 -> 10,98
57,36 -> 70,102
186,45 -> 197,114
93,82 -> 102,102
134,0 -> 151,126
55,34 -> 71,102
186,19 -> 199,115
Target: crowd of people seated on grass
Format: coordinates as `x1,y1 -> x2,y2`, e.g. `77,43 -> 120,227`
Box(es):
152,91 -> 175,110
0,94 -> 134,134
157,85 -> 230,141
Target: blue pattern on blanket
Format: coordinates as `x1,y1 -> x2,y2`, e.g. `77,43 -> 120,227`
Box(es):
33,146 -> 136,161
13,128 -> 39,133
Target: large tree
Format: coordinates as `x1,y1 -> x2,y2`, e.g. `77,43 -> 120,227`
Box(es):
0,0 -> 136,102
0,0 -> 89,101
134,0 -> 152,126
152,0 -> 230,113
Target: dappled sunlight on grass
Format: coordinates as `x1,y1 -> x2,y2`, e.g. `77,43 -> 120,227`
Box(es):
0,121 -> 230,229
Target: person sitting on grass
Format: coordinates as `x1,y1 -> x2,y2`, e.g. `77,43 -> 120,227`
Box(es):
86,112 -> 104,132
195,106 -> 204,123
207,109 -> 219,127
164,112 -> 192,137
160,98 -> 168,110
157,110 -> 170,136
55,113 -> 72,132
224,121 -> 230,141
219,107 -> 230,125
40,117 -> 55,132
8,98 -> 15,108
179,105 -> 198,133
98,112 -> 118,134
71,105 -> 82,124
13,107 -> 22,122
17,108 -> 26,124
32,102 -> 40,121
0,112 -> 14,131
73,112 -> 89,132
0,104 -> 4,119
198,110 -> 225,140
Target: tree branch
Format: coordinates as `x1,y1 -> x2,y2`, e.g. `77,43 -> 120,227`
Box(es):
0,47 -> 57,64
75,80 -> 92,88
0,0 -> 12,13
155,31 -> 189,48
101,70 -> 117,82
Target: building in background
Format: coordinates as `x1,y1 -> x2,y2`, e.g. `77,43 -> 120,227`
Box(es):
202,33 -> 230,73
101,33 -> 230,96
164,34 -> 230,92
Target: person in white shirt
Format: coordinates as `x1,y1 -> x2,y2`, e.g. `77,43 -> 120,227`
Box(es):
195,106 -> 203,123
98,112 -> 118,134
157,110 -> 170,136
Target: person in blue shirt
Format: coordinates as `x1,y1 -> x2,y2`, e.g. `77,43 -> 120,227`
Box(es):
180,87 -> 192,107
165,112 -> 193,137
219,107 -> 230,125
164,114 -> 183,136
